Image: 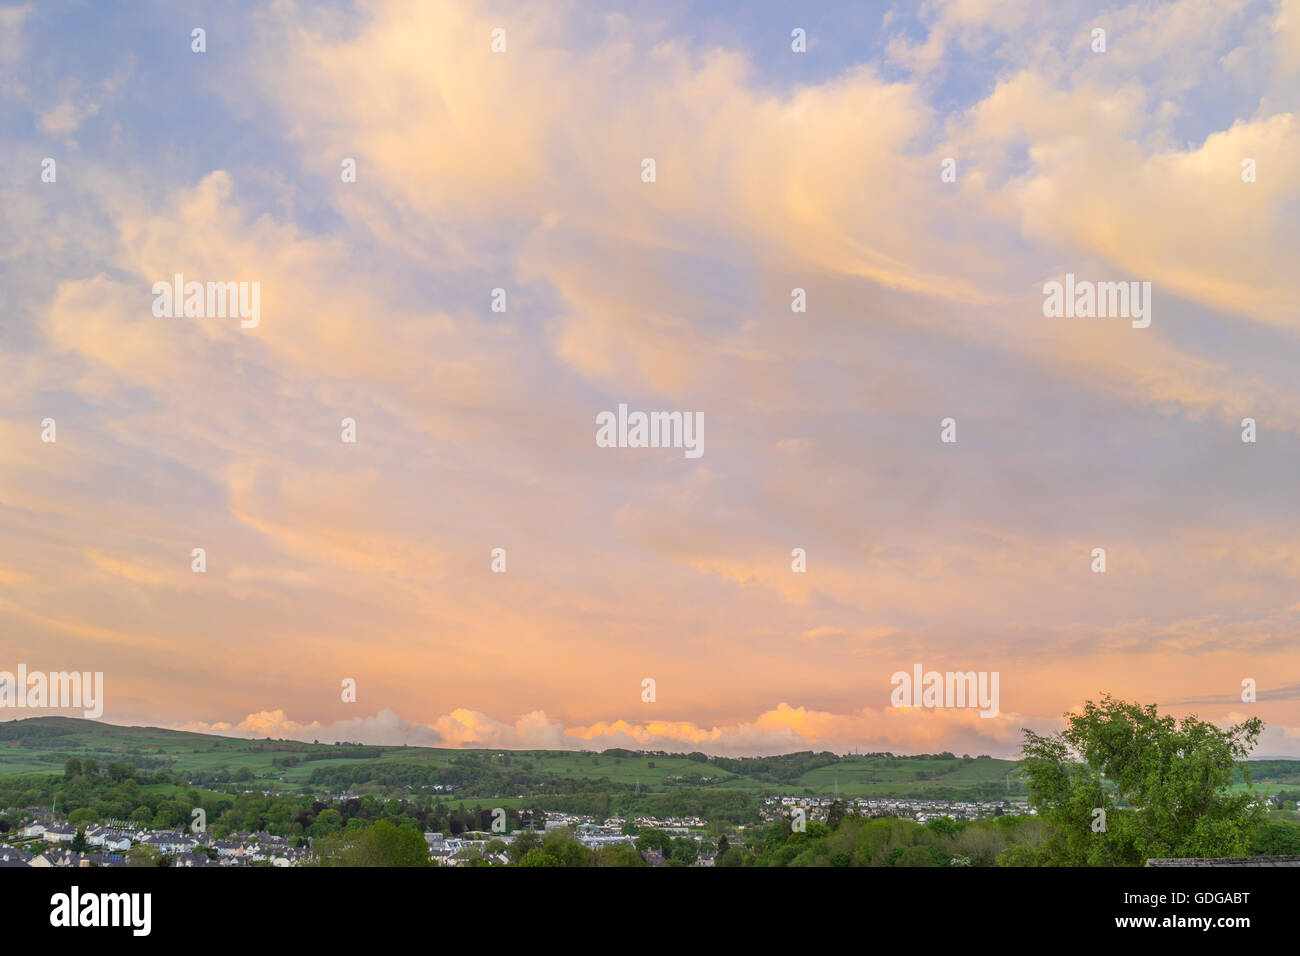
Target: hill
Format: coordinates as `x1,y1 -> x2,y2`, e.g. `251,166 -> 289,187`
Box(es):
3,717 -> 1297,804
0,716 -> 1027,800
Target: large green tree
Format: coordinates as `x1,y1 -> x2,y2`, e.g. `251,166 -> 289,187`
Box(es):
1017,695 -> 1265,865
314,819 -> 432,867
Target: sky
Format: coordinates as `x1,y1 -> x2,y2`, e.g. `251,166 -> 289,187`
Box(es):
1,0 -> 1298,757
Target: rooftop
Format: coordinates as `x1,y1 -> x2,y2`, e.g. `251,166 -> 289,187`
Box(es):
1146,855 -> 1300,867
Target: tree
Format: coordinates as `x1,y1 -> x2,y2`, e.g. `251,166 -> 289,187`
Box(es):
518,848 -> 562,867
1253,821 -> 1300,856
126,845 -> 163,868
826,800 -> 847,830
714,847 -> 744,867
927,815 -> 960,838
68,808 -> 96,827
128,806 -> 153,827
668,837 -> 698,866
634,829 -> 672,854
507,830 -> 541,864
892,845 -> 942,867
70,829 -> 88,854
592,844 -> 646,867
540,828 -> 587,867
1019,695 -> 1266,865
310,809 -> 343,838
315,819 -> 431,867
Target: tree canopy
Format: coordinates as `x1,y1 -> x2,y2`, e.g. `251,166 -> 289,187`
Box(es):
1017,695 -> 1265,865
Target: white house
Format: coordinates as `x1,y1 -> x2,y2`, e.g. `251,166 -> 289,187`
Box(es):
43,823 -> 78,844
139,831 -> 197,855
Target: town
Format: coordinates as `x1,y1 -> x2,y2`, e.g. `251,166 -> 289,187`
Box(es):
0,795 -> 1039,868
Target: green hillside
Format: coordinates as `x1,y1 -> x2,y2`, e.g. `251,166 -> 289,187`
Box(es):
0,716 -> 1025,800
2,717 -> 1296,804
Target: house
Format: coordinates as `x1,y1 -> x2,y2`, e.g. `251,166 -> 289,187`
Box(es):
212,839 -> 244,858
19,822 -> 47,840
0,846 -> 32,868
0,845 -> 32,862
43,823 -> 78,844
96,832 -> 133,852
139,831 -> 196,855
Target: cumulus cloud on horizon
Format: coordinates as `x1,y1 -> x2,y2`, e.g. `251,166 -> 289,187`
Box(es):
169,701 -> 1032,756
160,700 -> 1300,759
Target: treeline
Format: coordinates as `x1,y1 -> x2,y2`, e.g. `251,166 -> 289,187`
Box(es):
707,751 -> 841,783
308,762 -> 689,803
308,762 -> 478,790
0,761 -> 745,840
1239,761 -> 1300,784
452,828 -> 695,867
701,750 -> 990,784
743,813 -> 1047,866
0,763 -> 482,840
274,748 -> 384,768
730,810 -> 1300,867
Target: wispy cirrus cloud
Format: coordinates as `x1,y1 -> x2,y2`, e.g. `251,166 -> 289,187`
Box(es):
0,0 -> 1297,753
